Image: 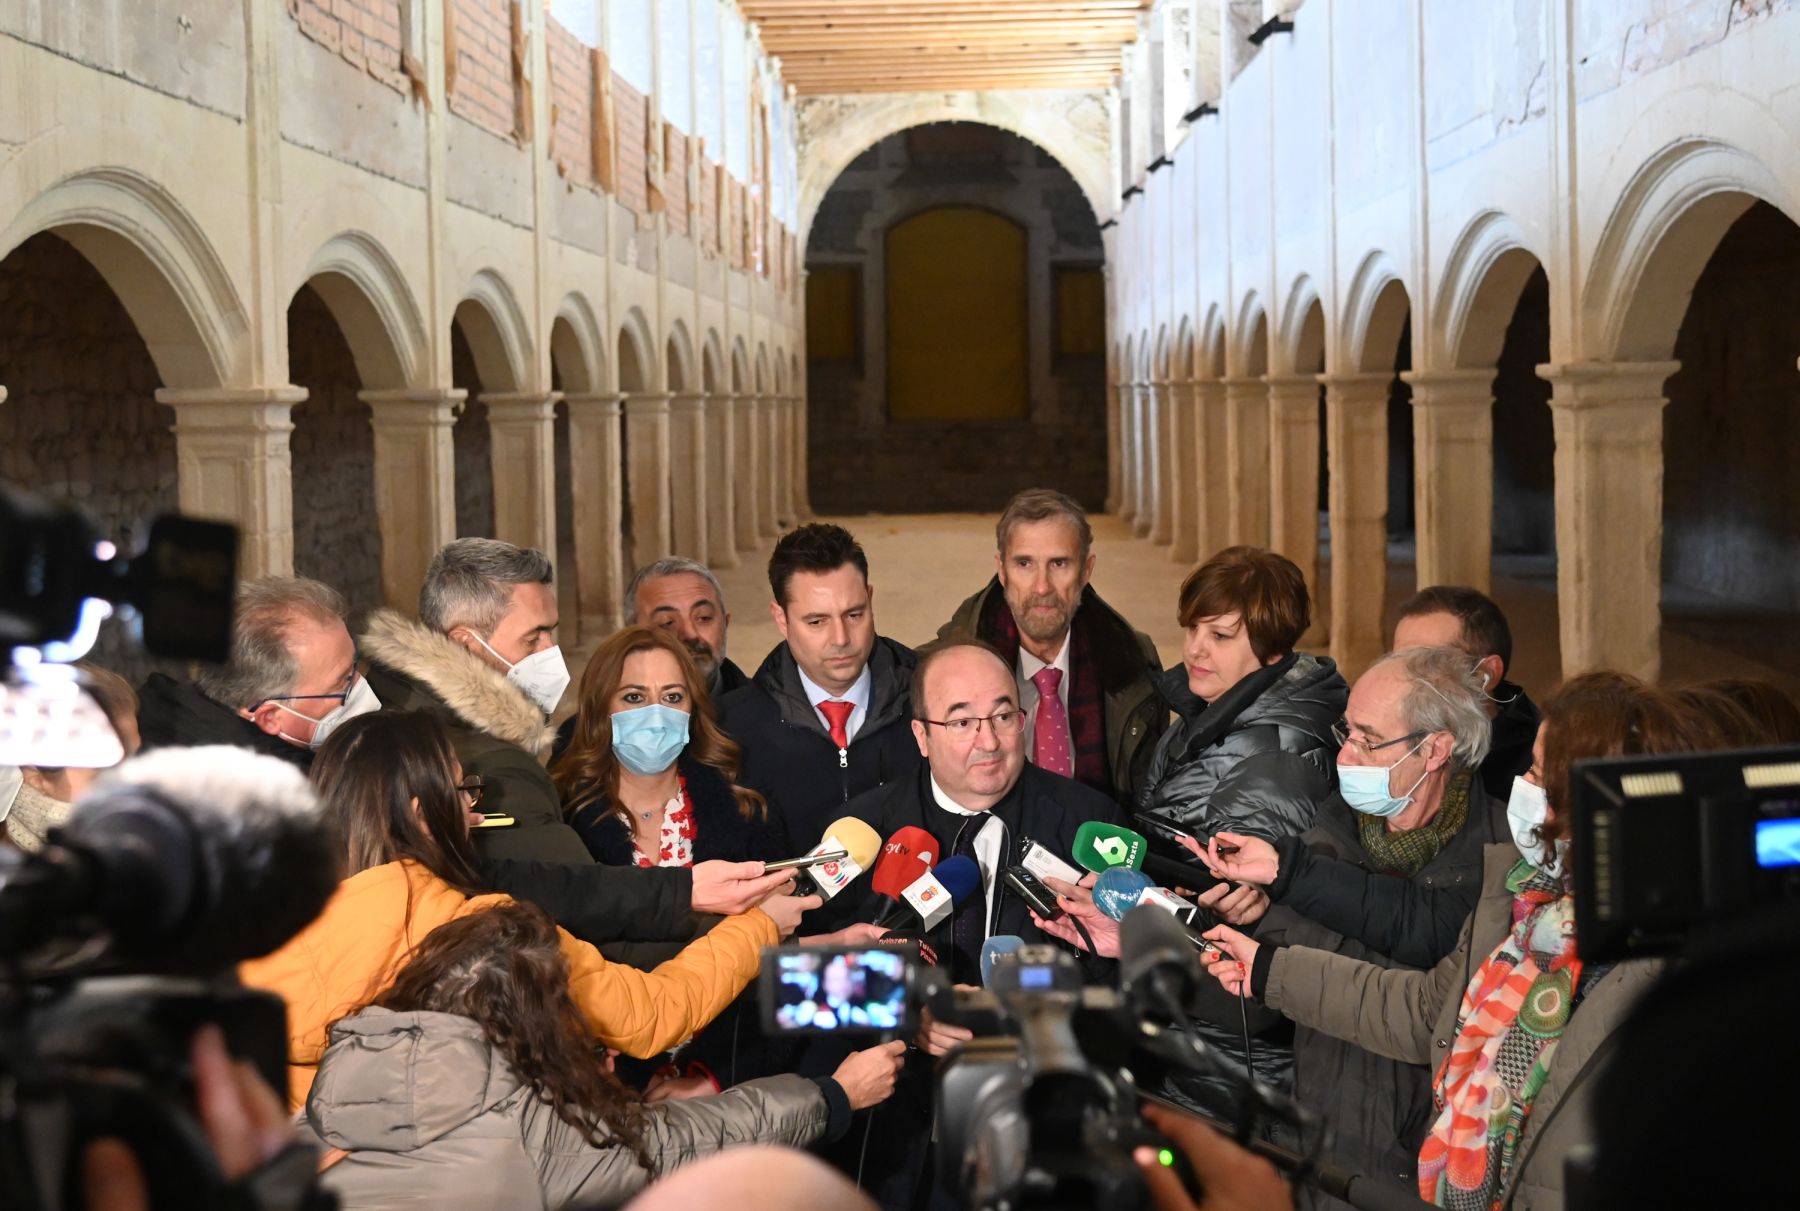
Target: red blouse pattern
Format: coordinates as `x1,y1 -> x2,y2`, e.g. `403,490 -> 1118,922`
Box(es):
632,774 -> 696,868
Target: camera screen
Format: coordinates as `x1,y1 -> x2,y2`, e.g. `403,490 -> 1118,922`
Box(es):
768,949 -> 909,1033
1755,817 -> 1800,868
1017,965 -> 1054,989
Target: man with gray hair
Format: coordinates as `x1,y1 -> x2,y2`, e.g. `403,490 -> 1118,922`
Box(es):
622,557 -> 747,698
136,576 -> 380,771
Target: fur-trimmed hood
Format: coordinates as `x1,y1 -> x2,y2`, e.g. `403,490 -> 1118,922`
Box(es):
360,609 -> 557,756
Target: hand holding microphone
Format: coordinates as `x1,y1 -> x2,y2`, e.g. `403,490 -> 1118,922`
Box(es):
1198,923 -> 1260,996
1073,821 -> 1229,896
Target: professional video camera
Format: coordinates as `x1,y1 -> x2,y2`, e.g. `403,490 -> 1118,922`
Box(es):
1570,744 -> 1800,963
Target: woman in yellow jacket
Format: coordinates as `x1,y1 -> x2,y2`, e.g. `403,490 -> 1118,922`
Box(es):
240,710 -> 814,1108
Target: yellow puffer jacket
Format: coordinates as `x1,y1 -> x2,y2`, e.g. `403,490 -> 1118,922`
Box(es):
239,860 -> 778,1108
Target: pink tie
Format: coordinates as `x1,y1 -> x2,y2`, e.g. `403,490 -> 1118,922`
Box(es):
1030,667 -> 1073,778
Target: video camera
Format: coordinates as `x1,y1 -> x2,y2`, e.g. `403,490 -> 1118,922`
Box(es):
1571,744 -> 1800,963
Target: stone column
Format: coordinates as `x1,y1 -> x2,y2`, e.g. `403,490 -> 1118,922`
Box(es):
563,392 -> 625,635
759,394 -> 784,534
481,392 -> 558,556
1322,373 -> 1394,680
361,389 -> 463,608
1267,374 -> 1323,615
1538,361 -> 1679,682
1132,383 -> 1154,535
1105,377 -> 1123,515
1168,379 -> 1200,563
159,387 -> 307,581
622,392 -> 673,571
1402,369 -> 1496,593
668,393 -> 709,562
785,394 -> 810,523
733,395 -> 765,549
1149,379 -> 1175,544
704,395 -> 739,569
1222,376 -> 1271,546
1115,379 -> 1137,522
1192,379 -> 1231,562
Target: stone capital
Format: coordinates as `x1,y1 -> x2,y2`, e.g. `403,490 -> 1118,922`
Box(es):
1537,360 -> 1681,413
669,392 -> 708,415
481,391 -> 561,423
360,388 -> 466,430
623,391 -> 674,417
1318,372 -> 1393,405
562,392 -> 625,417
732,394 -> 758,414
1220,375 -> 1266,398
157,385 -> 308,431
1263,374 -> 1321,403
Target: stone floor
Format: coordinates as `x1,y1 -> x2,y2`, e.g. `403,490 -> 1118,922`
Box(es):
673,513 -> 1799,701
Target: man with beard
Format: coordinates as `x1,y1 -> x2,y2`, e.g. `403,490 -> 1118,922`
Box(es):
939,488 -> 1167,803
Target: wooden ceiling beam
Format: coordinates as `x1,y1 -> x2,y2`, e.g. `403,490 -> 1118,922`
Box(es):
785,67 -> 1117,83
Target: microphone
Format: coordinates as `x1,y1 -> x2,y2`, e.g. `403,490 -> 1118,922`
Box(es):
866,825 -> 938,924
980,934 -> 1024,987
1092,868 -> 1217,954
801,817 -> 882,900
1072,820 -> 1226,894
882,853 -> 982,933
0,746 -> 338,971
1119,900 -> 1207,1013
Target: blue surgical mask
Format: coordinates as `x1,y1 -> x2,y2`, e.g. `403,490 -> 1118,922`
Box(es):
610,704 -> 691,775
1337,737 -> 1430,819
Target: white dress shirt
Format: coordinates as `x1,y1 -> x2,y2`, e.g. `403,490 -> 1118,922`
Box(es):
1017,634 -> 1072,764
929,774 -> 1005,933
797,662 -> 873,745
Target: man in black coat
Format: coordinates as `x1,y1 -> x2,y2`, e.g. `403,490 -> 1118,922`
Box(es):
719,524 -> 923,858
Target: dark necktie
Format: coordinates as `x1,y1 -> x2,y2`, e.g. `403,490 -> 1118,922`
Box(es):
951,824 -> 986,983
818,699 -> 854,751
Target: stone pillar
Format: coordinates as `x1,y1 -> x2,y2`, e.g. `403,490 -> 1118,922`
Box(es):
733,395 -> 764,549
1401,370 -> 1496,593
759,394 -> 784,533
668,393 -> 709,562
1116,379 -> 1137,521
1538,361 -> 1679,682
563,392 -> 625,635
1322,373 -> 1394,680
623,392 -> 673,570
1222,376 -> 1271,546
361,389 -> 463,608
1149,379 -> 1175,544
1192,379 -> 1231,562
481,392 -> 558,556
785,395 -> 810,522
1132,383 -> 1154,535
1168,380 -> 1200,563
1267,375 -> 1323,618
159,387 -> 307,580
704,395 -> 739,569
1105,377 -> 1123,514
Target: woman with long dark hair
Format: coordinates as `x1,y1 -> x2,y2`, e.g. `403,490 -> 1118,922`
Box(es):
553,625 -> 780,867
239,710 -> 814,1108
306,902 -> 903,1210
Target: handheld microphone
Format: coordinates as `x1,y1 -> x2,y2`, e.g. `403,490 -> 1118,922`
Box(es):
801,817 -> 882,900
979,934 -> 1024,987
885,853 -> 982,933
867,825 -> 938,925
1092,867 -> 1218,954
0,746 -> 338,970
1072,820 -> 1227,895
1120,900 -> 1208,1011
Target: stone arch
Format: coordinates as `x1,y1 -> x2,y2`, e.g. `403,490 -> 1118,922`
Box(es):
1343,252 -> 1411,373
297,231 -> 426,390
1153,325 -> 1171,380
754,344 -> 770,395
791,351 -> 802,396
0,167 -> 249,387
1122,333 -> 1137,382
1175,318 -> 1196,379
702,331 -> 725,394
1435,211 -> 1543,370
1199,305 -> 1226,378
774,350 -> 789,394
1233,294 -> 1268,376
454,269 -> 529,393
666,321 -> 697,394
797,99 -> 1111,246
549,293 -> 605,395
1585,136 -> 1798,361
1276,275 -> 1326,374
731,337 -> 750,394
617,308 -> 655,392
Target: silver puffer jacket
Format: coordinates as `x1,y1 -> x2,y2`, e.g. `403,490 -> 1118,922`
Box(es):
305,1008 -> 830,1211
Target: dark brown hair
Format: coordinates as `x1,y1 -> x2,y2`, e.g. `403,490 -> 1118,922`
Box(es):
552,625 -> 765,824
767,523 -> 868,606
1176,546 -> 1309,662
370,901 -> 655,1175
1395,585 -> 1514,669
1670,684 -> 1770,748
1697,677 -> 1800,745
311,709 -> 483,894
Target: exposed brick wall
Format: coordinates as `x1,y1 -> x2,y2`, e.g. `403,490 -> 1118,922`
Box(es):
727,178 -> 746,269
450,323 -> 496,539
288,0 -> 410,95
613,75 -> 648,214
448,0 -> 517,141
698,158 -> 719,255
664,124 -> 689,237
546,16 -> 593,186
288,284 -> 384,618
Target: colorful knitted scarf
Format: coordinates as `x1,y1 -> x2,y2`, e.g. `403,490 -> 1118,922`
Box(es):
1357,769 -> 1472,876
979,586 -> 1110,794
1417,860 -> 1579,1210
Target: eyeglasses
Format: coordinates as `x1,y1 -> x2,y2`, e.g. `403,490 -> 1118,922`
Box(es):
251,661 -> 359,711
921,709 -> 1026,738
1331,720 -> 1429,759
455,776 -> 486,808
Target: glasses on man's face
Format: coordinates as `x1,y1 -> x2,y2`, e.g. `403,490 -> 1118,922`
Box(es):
921,708 -> 1026,739
1331,720 -> 1428,760
253,661 -> 359,711
456,776 -> 486,809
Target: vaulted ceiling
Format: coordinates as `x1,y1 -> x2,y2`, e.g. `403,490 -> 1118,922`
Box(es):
739,0 -> 1145,95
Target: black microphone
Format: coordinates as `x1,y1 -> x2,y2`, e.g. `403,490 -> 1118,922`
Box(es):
0,745 -> 339,971
1119,900 -> 1208,1012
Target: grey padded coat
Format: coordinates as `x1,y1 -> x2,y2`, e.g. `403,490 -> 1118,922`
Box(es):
305,1008 -> 832,1211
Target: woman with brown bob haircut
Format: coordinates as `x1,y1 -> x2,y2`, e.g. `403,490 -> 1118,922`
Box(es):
1135,545 -> 1348,843
553,625 -> 780,868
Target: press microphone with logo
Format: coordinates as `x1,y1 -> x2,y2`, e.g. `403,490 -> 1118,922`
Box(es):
799,816 -> 883,901
1092,867 -> 1218,953
878,853 -> 982,933
980,934 -> 1025,987
1072,820 -> 1227,895
866,825 -> 938,925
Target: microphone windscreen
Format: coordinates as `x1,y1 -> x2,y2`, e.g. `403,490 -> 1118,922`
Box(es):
933,854 -> 983,905
1072,820 -> 1148,875
871,825 -> 938,897
980,934 -> 1025,988
805,817 -> 883,900
1093,866 -> 1154,923
825,817 -> 883,871
1119,901 -> 1204,1006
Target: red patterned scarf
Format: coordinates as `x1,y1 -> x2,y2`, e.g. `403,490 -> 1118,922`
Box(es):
979,586 -> 1110,794
1416,861 -> 1580,1210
